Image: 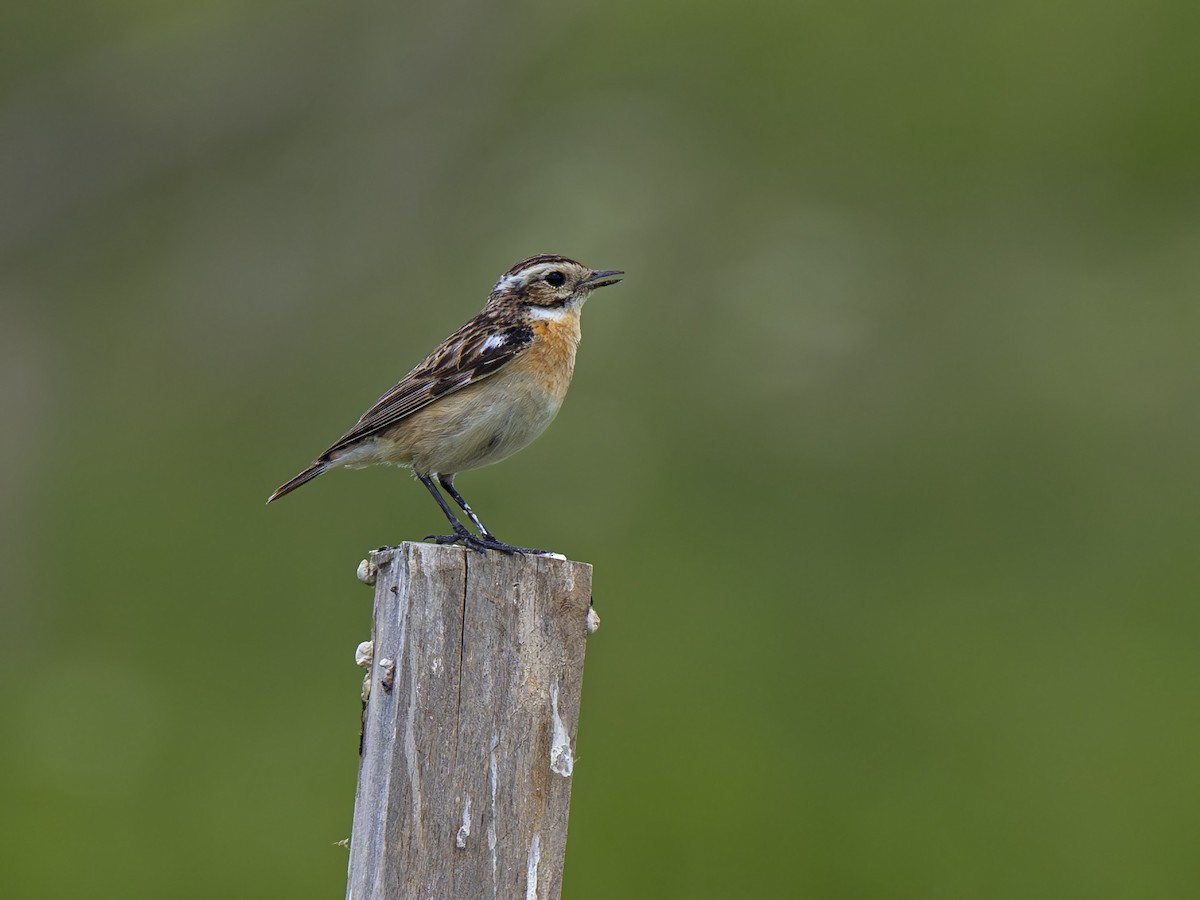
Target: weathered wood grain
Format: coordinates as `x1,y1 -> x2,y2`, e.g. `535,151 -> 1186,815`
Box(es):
346,542 -> 594,900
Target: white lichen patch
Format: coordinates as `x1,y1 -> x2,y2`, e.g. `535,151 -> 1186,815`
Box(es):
525,833 -> 541,900
549,681 -> 574,777
355,641 -> 374,669
488,733 -> 500,888
404,662 -> 421,827
456,795 -> 472,849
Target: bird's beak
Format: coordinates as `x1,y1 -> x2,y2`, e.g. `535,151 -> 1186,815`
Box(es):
582,269 -> 624,289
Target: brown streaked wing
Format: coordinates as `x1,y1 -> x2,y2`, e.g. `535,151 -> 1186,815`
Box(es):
317,308 -> 534,459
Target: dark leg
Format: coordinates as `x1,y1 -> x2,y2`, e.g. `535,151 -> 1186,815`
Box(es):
439,474 -> 494,537
422,473 -> 548,555
418,473 -> 480,549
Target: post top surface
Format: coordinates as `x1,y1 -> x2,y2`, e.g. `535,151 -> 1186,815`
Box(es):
368,541 -> 592,574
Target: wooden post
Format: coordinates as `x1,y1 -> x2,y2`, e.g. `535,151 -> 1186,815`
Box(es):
346,542 -> 595,900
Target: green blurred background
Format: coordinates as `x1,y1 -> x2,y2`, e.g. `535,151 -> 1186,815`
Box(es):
3,1 -> 1199,897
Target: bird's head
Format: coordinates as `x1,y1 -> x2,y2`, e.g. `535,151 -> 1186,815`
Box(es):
488,255 -> 623,311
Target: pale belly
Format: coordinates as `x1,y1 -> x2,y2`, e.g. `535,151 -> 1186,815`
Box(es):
336,365 -> 569,475
409,375 -> 565,474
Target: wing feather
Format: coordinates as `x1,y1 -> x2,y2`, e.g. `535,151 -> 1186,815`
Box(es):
318,309 -> 533,459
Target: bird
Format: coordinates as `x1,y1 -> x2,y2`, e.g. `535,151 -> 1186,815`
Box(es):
268,254 -> 624,554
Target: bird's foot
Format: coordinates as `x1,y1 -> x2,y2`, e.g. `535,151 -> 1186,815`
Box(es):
425,530 -> 548,555
426,531 -> 475,549
475,533 -> 550,555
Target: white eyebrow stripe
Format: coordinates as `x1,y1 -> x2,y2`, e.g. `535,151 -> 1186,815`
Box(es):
491,273 -> 523,294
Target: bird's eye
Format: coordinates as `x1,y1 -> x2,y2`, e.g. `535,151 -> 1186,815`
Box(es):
545,271 -> 566,287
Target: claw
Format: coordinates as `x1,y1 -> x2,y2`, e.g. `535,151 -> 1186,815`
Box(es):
424,531 -> 547,555
426,532 -> 485,552
475,536 -> 549,555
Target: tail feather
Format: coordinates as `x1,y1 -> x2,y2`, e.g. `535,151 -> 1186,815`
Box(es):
267,461 -> 329,503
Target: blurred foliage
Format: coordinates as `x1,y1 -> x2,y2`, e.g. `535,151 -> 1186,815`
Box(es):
2,0 -> 1199,897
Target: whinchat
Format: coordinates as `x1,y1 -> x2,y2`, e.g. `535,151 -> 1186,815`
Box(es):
268,254 -> 623,554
